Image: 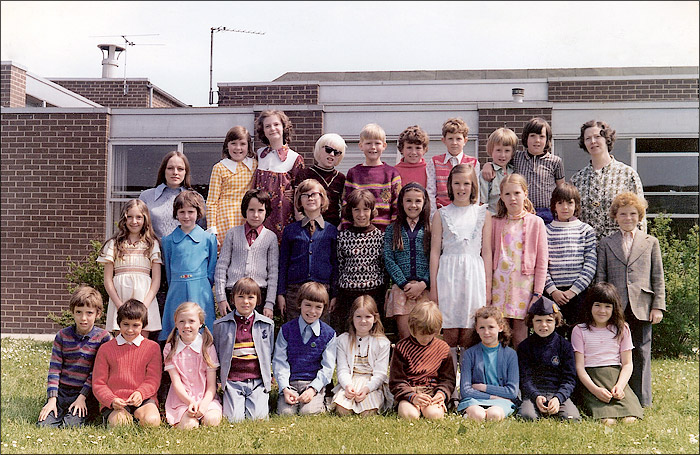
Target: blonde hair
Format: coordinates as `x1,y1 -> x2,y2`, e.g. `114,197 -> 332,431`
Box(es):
165,302 -> 216,368
102,199 -> 158,261
486,127 -> 518,157
313,133 -> 346,166
347,295 -> 387,352
609,191 -> 647,220
495,173 -> 535,218
294,179 -> 329,214
359,123 -> 386,143
408,301 -> 442,336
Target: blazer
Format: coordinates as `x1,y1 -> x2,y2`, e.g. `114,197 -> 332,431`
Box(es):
335,332 -> 391,393
212,311 -> 275,392
596,230 -> 666,321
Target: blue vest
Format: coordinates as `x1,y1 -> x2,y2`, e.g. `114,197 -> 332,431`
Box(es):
282,318 -> 335,382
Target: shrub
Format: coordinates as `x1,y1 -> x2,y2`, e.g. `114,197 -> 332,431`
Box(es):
649,215 -> 699,358
47,240 -> 108,327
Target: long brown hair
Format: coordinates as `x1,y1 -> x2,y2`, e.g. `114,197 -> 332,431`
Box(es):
581,282 -> 626,340
495,173 -> 535,218
155,151 -> 192,188
391,182 -> 431,256
347,295 -> 387,353
101,199 -> 158,260
165,302 -> 216,368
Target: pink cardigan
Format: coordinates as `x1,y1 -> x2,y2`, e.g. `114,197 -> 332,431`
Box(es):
491,213 -> 548,294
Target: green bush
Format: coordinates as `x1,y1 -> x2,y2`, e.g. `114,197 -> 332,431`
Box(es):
47,240 -> 108,327
649,215 -> 699,358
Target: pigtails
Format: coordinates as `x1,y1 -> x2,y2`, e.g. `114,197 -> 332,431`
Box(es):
201,327 -> 217,369
164,327 -> 179,364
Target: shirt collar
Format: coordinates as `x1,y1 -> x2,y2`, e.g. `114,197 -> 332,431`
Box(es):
221,157 -> 254,175
244,222 -> 264,237
71,324 -> 95,340
172,225 -> 205,243
298,317 -> 320,337
174,333 -> 203,355
620,227 -> 638,238
116,333 -> 144,346
301,215 -> 325,230
234,309 -> 256,324
443,152 -> 464,164
153,182 -> 184,200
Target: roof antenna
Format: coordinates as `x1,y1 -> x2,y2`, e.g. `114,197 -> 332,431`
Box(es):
209,27 -> 265,105
90,34 -> 163,95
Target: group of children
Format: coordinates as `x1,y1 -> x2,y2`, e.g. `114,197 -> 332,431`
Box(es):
38,110 -> 665,429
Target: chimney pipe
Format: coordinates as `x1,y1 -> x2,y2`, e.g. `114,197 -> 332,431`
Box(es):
98,44 -> 126,78
512,87 -> 525,103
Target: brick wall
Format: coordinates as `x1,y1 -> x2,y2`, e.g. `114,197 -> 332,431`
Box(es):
251,109 -> 323,165
0,111 -> 109,334
549,78 -> 699,102
217,84 -> 319,107
51,80 -> 185,108
1,63 -> 27,107
477,107 -> 553,160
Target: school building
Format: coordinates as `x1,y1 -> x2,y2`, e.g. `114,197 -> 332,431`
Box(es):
1,60 -> 698,334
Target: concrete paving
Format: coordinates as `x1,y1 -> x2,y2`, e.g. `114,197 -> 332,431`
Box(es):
1,333 -> 55,341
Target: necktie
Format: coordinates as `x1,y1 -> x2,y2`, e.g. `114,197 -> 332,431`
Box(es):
308,220 -> 316,236
246,228 -> 258,246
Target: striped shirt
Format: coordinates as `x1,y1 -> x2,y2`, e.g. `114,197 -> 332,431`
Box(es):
228,313 -> 262,382
342,163 -> 402,231
544,219 -> 597,295
389,335 -> 454,404
512,150 -> 565,209
46,325 -> 112,398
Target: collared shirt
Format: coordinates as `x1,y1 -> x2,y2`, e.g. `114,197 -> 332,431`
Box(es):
442,151 -> 464,166
173,333 -> 203,355
139,183 -> 185,239
116,333 -> 145,346
479,162 -> 515,214
244,222 -> 264,246
301,215 -> 325,232
621,228 -> 637,259
512,149 -> 565,209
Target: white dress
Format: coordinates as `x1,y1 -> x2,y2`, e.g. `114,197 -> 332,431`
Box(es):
436,203 -> 487,329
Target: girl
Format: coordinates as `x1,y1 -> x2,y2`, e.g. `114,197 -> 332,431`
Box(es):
331,295 -> 392,416
277,179 -> 338,322
490,173 -> 548,349
163,302 -> 223,429
430,164 -> 492,359
384,182 -> 432,341
572,282 -> 643,424
252,110 -> 305,242
98,199 -> 161,337
206,126 -> 257,248
293,133 -> 347,228
458,306 -> 519,422
160,190 -> 218,340
333,189 -> 385,333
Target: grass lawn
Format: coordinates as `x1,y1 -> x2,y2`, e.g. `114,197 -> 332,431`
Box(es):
1,337 -> 698,454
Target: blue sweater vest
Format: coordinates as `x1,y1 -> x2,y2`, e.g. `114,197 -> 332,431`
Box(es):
282,318 -> 335,382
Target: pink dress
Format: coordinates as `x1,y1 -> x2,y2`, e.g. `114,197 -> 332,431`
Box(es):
163,335 -> 222,425
491,213 -> 534,319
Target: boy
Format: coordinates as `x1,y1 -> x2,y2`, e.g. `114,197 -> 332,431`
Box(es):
517,297 -> 580,421
273,281 -> 337,415
389,301 -> 455,420
426,117 -> 480,217
596,192 -> 665,407
38,286 -> 112,427
92,299 -> 162,427
479,127 -> 516,214
342,123 -> 402,231
394,125 -> 429,188
213,277 -> 275,422
482,117 -> 565,224
545,183 -> 597,337
214,188 -> 279,318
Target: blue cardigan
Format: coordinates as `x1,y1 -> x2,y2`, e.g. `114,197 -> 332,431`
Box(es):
460,343 -> 519,402
383,221 -> 430,289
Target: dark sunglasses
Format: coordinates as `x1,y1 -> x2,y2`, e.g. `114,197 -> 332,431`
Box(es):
323,145 -> 341,156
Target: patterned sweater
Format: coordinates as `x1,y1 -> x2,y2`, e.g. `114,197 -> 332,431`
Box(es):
46,325 -> 112,398
342,163 -> 402,232
389,335 -> 455,403
337,226 -> 385,290
544,219 -> 597,295
383,222 -> 430,289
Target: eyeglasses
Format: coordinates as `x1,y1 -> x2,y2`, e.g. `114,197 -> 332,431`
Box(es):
300,192 -> 321,200
323,145 -> 342,156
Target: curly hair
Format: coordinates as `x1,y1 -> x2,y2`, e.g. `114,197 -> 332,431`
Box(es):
255,110 -> 292,146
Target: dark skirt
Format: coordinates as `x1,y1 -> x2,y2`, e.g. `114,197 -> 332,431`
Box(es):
582,365 -> 643,419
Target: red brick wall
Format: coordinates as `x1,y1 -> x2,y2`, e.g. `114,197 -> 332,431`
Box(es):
217,84 -> 319,107
1,63 -> 27,107
51,80 -> 185,108
1,112 -> 109,334
549,78 -> 699,102
477,108 -> 553,161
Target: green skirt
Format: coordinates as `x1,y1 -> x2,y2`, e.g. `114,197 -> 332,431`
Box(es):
582,365 -> 643,419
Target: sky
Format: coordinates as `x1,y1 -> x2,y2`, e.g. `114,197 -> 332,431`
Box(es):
1,1 -> 698,107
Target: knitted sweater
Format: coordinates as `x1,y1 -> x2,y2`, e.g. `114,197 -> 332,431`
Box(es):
294,166 -> 346,227
46,325 -> 112,398
342,163 -> 402,231
214,224 -> 279,308
389,335 -> 455,403
544,219 -> 597,295
92,338 -> 162,409
518,332 -> 577,404
383,222 -> 430,289
395,159 -> 427,188
337,226 -> 385,290
282,319 -> 335,382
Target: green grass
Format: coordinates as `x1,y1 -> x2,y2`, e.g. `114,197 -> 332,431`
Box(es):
1,338 -> 698,454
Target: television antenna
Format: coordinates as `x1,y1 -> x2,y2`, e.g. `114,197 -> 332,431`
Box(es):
89,34 -> 163,94
209,27 -> 265,105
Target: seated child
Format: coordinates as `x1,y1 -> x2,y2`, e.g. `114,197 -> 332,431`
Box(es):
213,277 -> 275,422
92,299 -> 162,427
389,301 -> 455,420
458,306 -> 519,422
479,127 -> 516,214
38,286 -> 112,428
214,188 -> 278,318
394,125 -> 429,188
517,297 -> 580,421
273,281 -> 337,415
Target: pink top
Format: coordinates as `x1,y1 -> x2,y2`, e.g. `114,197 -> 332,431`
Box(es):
395,159 -> 427,188
163,335 -> 221,425
571,323 -> 633,368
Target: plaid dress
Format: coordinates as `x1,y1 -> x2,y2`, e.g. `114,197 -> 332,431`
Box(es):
207,158 -> 257,245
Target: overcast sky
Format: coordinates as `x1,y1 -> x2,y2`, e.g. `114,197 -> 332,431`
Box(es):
2,1 -> 698,107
